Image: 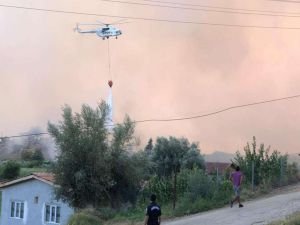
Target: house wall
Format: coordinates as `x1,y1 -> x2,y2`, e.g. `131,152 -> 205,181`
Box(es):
0,179 -> 73,225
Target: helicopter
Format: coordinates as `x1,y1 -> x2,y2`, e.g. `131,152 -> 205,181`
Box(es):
74,20 -> 125,40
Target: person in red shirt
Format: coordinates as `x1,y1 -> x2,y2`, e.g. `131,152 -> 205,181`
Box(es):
230,166 -> 244,208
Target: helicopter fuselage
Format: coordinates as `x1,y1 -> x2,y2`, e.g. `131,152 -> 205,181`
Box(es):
96,26 -> 122,39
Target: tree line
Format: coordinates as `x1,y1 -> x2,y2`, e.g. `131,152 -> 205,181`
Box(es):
47,102 -> 298,220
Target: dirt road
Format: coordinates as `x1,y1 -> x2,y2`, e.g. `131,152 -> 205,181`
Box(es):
165,186 -> 300,225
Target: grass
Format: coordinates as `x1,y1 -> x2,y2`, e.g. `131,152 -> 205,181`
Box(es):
19,167 -> 48,177
268,212 -> 300,225
68,212 -> 103,225
101,202 -> 177,225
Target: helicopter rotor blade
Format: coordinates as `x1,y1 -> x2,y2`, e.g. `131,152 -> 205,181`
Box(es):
78,23 -> 100,26
96,20 -> 108,26
114,21 -> 131,25
95,19 -> 130,26
110,19 -> 130,25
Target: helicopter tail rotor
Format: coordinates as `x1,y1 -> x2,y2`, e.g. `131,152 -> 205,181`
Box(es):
73,23 -> 79,32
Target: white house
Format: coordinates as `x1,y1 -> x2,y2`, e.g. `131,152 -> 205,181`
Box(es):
0,173 -> 74,225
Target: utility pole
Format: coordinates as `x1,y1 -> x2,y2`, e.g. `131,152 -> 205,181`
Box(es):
252,161 -> 255,191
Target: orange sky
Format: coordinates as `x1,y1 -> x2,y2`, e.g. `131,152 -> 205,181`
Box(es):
1,0 -> 300,154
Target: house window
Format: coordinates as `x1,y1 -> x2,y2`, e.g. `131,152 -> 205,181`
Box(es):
34,196 -> 39,204
10,201 -> 24,219
45,204 -> 61,223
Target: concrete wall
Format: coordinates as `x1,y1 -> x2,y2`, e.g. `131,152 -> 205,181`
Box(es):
0,179 -> 73,225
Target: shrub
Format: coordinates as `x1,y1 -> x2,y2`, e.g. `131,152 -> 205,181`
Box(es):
212,180 -> 232,204
21,149 -> 44,162
185,170 -> 214,201
174,197 -> 214,216
142,175 -> 173,204
68,211 -> 102,225
1,161 -> 20,180
96,207 -> 116,220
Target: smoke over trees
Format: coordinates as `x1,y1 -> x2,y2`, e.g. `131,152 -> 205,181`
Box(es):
0,127 -> 55,160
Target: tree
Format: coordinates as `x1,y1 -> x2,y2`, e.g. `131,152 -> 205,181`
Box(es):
1,161 -> 20,180
152,137 -> 204,209
234,136 -> 291,187
107,116 -> 141,208
31,149 -> 44,162
48,101 -> 138,209
21,148 -> 44,162
182,143 -> 205,170
144,138 -> 153,155
21,149 -> 33,161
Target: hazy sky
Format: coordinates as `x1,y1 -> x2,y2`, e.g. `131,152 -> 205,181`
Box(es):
1,0 -> 300,154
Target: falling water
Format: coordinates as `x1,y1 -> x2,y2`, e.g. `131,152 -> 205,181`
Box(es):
106,82 -> 114,131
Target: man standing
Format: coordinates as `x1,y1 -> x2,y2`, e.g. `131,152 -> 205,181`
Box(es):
144,194 -> 161,225
230,166 -> 244,208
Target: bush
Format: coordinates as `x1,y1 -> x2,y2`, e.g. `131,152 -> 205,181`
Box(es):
174,197 -> 214,216
96,207 -> 116,220
212,180 -> 232,204
1,161 -> 20,180
185,170 -> 214,201
68,211 -> 103,225
142,176 -> 173,204
21,149 -> 44,162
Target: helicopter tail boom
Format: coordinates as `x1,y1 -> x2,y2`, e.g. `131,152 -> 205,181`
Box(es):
74,23 -> 97,34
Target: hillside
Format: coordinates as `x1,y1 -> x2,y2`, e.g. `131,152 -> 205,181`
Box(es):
204,151 -> 235,163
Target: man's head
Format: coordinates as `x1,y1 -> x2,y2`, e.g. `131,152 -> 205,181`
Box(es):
236,166 -> 240,171
150,194 -> 156,202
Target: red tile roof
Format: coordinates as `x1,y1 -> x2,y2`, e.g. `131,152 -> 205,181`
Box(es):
32,173 -> 55,183
0,172 -> 55,189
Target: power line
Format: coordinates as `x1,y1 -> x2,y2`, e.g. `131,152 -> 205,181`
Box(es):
135,94 -> 300,123
0,132 -> 49,140
99,0 -> 300,18
269,0 -> 300,3
139,0 -> 300,14
1,94 -> 300,139
2,4 -> 300,29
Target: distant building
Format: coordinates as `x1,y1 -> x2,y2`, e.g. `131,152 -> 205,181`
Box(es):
205,162 -> 231,176
0,173 -> 73,225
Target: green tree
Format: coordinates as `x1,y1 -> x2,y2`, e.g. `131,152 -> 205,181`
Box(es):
144,138 -> 153,155
108,117 -> 143,208
48,101 -> 139,209
234,136 -> 291,187
21,149 -> 33,161
286,162 -> 299,183
185,169 -> 214,201
1,161 -> 20,180
21,148 -> 44,167
152,137 -> 204,209
182,143 -> 205,170
31,149 -> 44,161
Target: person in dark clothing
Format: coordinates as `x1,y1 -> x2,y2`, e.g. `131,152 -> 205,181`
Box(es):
144,194 -> 161,225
